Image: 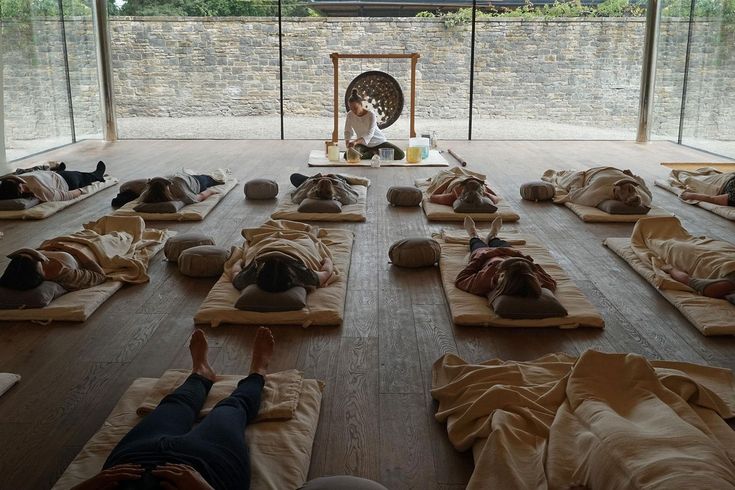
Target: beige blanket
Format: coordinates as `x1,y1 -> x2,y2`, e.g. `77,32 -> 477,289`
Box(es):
432,350 -> 735,490
39,215 -> 171,284
666,168 -> 734,197
630,216 -> 735,292
543,166 -> 652,207
271,183 -> 368,223
425,167 -> 488,196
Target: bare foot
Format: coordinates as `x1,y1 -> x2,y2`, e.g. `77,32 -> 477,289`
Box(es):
464,216 -> 478,238
250,327 -> 275,376
190,329 -> 216,382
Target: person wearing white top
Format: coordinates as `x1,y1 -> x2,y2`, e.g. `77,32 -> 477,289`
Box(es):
343,89 -> 405,161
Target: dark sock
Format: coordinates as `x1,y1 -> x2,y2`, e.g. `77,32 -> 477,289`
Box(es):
57,162 -> 66,171
94,161 -> 106,182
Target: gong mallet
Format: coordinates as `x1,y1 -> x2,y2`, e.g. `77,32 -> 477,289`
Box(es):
447,148 -> 468,167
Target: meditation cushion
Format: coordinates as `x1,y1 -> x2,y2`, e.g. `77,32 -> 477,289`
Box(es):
386,186 -> 422,207
597,199 -> 651,215
120,178 -> 149,195
0,197 -> 41,211
235,284 -> 307,312
491,288 -> 568,319
452,197 -> 498,214
133,200 -> 185,214
300,477 -> 389,490
164,233 -> 215,262
0,282 -> 67,309
520,181 -> 555,202
178,245 -> 230,278
389,238 -> 441,268
245,179 -> 279,200
298,198 -> 343,214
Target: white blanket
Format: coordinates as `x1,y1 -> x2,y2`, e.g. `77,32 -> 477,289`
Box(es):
543,166 -> 652,207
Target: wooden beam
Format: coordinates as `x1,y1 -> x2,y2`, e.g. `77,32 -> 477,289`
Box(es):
332,53 -> 419,60
410,55 -> 418,138
332,55 -> 339,143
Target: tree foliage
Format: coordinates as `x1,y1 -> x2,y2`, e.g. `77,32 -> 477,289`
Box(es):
115,0 -> 318,16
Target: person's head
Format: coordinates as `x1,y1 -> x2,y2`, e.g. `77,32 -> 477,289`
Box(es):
460,179 -> 484,203
348,89 -> 364,114
489,257 -> 542,301
612,178 -> 642,207
256,258 -> 296,293
0,255 -> 45,290
0,179 -> 33,201
308,177 -> 336,201
139,178 -> 175,203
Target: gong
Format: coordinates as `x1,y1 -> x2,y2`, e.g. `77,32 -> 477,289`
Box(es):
344,70 -> 404,130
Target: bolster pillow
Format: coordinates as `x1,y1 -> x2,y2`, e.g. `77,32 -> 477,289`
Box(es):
596,199 -> 651,215
235,284 -> 307,312
519,181 -> 555,202
389,238 -> 441,268
491,288 -> 568,319
164,233 -> 216,262
298,198 -> 343,213
245,179 -> 279,200
178,245 -> 230,278
386,186 -> 422,207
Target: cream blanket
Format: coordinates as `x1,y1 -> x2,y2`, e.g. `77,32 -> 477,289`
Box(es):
432,350 -> 735,490
425,167 -> 488,196
630,216 -> 735,292
667,168 -> 734,197
39,215 -> 170,284
241,219 -> 338,282
543,166 -> 652,207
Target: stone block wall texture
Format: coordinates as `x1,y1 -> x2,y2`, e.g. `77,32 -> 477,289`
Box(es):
2,16 -> 733,142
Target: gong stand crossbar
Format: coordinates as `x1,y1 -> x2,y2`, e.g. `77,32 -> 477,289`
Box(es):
330,52 -> 420,143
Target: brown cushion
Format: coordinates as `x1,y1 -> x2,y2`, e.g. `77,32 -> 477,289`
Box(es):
386,186 -> 422,207
300,476 -> 389,490
120,178 -> 149,195
452,197 -> 497,214
245,179 -> 279,200
298,198 -> 343,213
597,199 -> 651,215
178,245 -> 230,278
0,197 -> 41,211
235,284 -> 307,312
491,288 -> 568,319
133,200 -> 186,214
389,238 -> 441,268
164,233 -> 215,262
520,181 -> 555,202
0,281 -> 67,309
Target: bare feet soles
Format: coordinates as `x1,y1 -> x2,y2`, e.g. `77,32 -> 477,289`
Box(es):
190,329 -> 216,382
250,326 -> 275,376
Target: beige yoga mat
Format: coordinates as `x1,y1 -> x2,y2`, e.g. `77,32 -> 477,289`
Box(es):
438,232 -> 604,328
661,162 -> 735,172
563,201 -> 673,223
271,184 -> 368,222
0,177 -> 119,220
655,179 -> 735,222
113,178 -> 238,221
53,373 -> 324,490
415,179 -> 520,223
604,237 -> 735,336
308,149 -> 449,167
194,228 -> 354,327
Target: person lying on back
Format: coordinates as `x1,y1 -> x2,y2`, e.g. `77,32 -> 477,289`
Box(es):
289,172 -> 359,205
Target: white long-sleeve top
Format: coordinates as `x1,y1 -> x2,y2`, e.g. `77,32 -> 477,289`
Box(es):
344,110 -> 387,147
15,171 -> 76,202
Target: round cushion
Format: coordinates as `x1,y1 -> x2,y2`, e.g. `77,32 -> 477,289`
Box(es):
245,179 -> 278,200
164,233 -> 215,262
388,238 -> 441,268
178,245 -> 230,278
386,186 -> 422,207
520,181 -> 555,202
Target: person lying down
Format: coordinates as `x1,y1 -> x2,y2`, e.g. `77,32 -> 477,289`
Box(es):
289,172 -> 362,205
0,161 -> 107,203
112,171 -> 224,208
456,216 -> 557,302
542,166 -> 652,209
231,219 -> 337,294
678,170 -> 735,207
425,168 -> 500,206
0,247 -> 106,292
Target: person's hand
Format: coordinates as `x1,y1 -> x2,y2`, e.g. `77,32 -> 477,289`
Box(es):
322,257 -> 334,274
70,464 -> 144,490
347,141 -> 355,148
152,464 -> 215,490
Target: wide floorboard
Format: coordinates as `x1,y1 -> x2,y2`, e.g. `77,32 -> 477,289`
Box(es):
0,139 -> 733,489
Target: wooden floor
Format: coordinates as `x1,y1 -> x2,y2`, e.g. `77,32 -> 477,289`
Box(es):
1,139 -> 734,490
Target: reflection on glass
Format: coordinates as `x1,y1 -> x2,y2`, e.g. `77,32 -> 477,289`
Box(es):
1,1 -> 74,161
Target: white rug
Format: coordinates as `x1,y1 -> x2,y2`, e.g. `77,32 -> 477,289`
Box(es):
308,149 -> 449,167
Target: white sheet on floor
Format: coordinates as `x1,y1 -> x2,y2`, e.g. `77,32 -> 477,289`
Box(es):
308,149 -> 449,167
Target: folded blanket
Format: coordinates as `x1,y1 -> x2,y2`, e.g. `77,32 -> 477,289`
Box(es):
667,168 -> 735,197
432,350 -> 735,490
0,373 -> 20,398
38,215 -> 171,284
543,166 -> 652,207
138,369 -> 304,422
630,216 -> 735,292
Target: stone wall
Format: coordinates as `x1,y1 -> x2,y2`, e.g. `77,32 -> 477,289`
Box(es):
2,16 -> 734,142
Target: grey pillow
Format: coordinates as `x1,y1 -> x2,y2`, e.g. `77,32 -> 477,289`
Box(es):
164,233 -> 216,262
235,284 -> 307,312
520,181 -> 555,202
134,200 -> 186,214
596,199 -> 651,215
452,197 -> 498,214
389,238 -> 441,268
178,245 -> 230,278
245,179 -> 279,200
0,197 -> 41,211
0,282 -> 67,309
386,186 -> 422,207
298,198 -> 343,213
491,288 -> 568,319
120,178 -> 149,195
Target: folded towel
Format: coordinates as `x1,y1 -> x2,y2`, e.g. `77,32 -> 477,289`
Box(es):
0,373 -> 20,398
432,229 -> 526,246
137,369 -> 303,422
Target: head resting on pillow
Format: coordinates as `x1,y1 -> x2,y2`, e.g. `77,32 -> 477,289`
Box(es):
488,257 -> 542,303
256,257 -> 296,293
459,178 -> 485,204
612,178 -> 641,207
308,177 -> 336,201
140,177 -> 175,203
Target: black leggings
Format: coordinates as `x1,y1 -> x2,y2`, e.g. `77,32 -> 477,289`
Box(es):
55,170 -> 99,190
470,237 -> 511,253
104,373 -> 264,490
354,142 -> 405,160
194,174 -> 219,191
